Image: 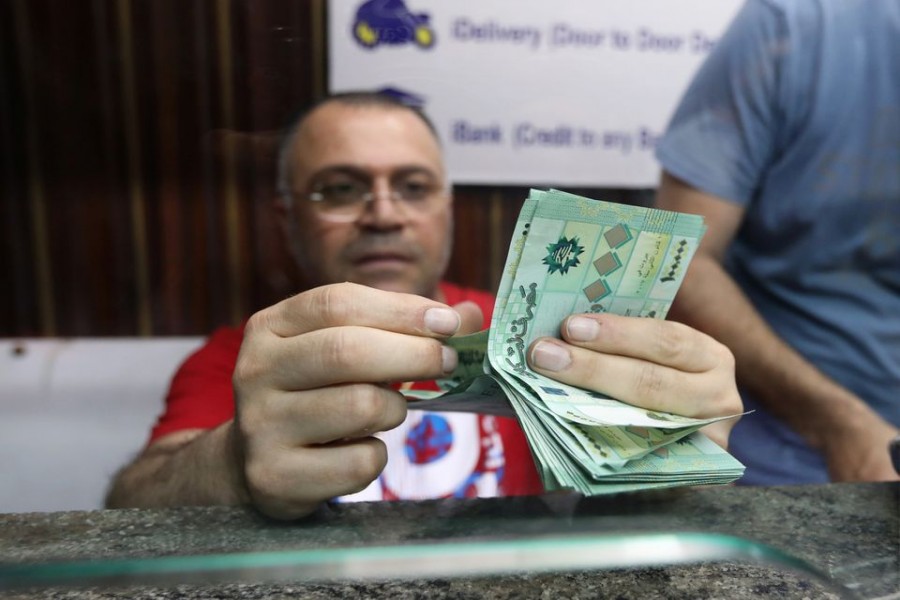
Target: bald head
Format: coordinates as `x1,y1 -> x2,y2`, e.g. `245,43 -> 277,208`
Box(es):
278,92 -> 441,200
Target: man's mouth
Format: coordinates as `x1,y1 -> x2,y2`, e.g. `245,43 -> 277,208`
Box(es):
352,251 -> 413,270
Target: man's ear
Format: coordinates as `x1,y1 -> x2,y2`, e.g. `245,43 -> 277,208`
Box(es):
274,196 -> 294,246
274,195 -> 290,218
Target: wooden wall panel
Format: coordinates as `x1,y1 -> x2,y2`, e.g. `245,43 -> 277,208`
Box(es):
0,1 -> 650,337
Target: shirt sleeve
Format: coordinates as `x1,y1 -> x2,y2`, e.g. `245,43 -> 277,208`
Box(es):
656,0 -> 787,206
148,326 -> 244,443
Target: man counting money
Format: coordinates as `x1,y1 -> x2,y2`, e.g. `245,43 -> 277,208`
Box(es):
106,91 -> 742,520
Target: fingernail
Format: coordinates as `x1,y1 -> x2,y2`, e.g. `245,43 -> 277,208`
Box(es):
425,307 -> 460,336
442,346 -> 458,374
530,341 -> 571,372
567,316 -> 600,342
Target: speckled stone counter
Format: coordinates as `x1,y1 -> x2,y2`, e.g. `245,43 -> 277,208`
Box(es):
1,483 -> 897,599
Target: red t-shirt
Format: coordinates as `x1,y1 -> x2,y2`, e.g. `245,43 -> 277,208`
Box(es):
150,282 -> 543,499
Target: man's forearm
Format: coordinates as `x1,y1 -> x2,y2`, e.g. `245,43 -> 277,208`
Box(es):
105,422 -> 250,509
671,256 -> 881,451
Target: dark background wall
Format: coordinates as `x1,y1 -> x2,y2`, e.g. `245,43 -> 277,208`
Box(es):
0,0 -> 651,337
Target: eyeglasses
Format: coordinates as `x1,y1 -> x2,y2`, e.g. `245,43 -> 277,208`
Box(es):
295,176 -> 449,223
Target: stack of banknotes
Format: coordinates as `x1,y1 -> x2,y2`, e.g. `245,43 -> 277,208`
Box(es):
407,188 -> 745,494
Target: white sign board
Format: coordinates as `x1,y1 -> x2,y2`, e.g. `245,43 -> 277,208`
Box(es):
329,0 -> 742,187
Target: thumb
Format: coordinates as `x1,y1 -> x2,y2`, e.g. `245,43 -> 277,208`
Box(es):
452,301 -> 484,335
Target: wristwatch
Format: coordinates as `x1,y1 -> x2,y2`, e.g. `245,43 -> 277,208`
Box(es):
891,434 -> 900,475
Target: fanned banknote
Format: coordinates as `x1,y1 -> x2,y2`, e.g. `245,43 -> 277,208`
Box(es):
408,189 -> 745,493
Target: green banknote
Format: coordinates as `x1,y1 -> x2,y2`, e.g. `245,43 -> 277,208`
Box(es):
408,189 -> 745,493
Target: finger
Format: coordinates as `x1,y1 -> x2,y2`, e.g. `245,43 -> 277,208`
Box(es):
245,438 -> 388,520
528,337 -> 715,417
255,282 -> 461,339
452,300 -> 485,335
251,384 -> 407,446
247,327 -> 457,390
559,313 -> 729,373
700,420 -> 736,450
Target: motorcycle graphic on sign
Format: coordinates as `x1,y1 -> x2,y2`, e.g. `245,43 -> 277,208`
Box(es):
352,0 -> 436,49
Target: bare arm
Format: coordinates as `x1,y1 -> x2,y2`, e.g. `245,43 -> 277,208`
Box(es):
655,172 -> 898,481
106,425 -> 248,509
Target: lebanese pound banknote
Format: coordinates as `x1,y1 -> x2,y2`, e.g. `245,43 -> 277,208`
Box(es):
408,189 -> 745,492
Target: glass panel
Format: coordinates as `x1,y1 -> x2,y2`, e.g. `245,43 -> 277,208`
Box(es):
0,532 -> 846,595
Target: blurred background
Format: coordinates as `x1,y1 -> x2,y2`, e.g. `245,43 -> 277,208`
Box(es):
0,0 -> 663,339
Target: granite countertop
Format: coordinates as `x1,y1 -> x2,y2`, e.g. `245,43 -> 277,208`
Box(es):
0,483 -> 897,599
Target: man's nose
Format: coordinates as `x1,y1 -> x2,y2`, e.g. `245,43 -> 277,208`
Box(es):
359,181 -> 406,226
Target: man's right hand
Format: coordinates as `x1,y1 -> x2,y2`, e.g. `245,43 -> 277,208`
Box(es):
231,282 -> 463,519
